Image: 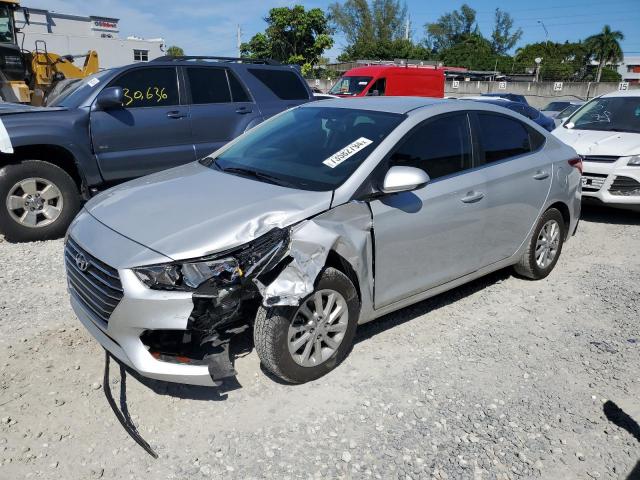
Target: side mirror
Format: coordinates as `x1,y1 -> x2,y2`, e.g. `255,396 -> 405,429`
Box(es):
382,166 -> 430,194
368,89 -> 380,96
95,86 -> 124,110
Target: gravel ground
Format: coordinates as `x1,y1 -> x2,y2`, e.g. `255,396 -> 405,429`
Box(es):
1,205 -> 639,480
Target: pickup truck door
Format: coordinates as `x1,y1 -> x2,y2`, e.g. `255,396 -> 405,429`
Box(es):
183,66 -> 263,159
90,66 -> 194,182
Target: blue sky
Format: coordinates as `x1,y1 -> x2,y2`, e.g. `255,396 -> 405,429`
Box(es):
33,0 -> 640,59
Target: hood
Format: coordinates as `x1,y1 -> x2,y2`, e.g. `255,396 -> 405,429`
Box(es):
553,127 -> 640,157
0,103 -> 67,115
85,162 -> 333,261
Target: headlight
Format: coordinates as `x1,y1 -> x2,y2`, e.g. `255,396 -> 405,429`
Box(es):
133,228 -> 289,291
628,155 -> 640,166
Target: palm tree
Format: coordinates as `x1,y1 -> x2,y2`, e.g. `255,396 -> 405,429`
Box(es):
585,25 -> 624,82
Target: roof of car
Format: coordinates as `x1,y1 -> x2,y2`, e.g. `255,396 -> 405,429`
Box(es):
601,90 -> 640,98
343,65 -> 443,76
300,96 -> 447,114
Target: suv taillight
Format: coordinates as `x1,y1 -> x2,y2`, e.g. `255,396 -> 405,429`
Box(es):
568,157 -> 583,174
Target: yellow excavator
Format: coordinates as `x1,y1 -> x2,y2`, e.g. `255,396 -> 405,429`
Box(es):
0,0 -> 98,104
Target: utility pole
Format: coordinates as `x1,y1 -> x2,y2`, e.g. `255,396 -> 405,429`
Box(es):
537,20 -> 549,43
237,24 -> 242,57
405,17 -> 410,41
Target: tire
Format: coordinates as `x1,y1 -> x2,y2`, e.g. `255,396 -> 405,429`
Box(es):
514,208 -> 566,280
0,160 -> 81,242
254,267 -> 360,384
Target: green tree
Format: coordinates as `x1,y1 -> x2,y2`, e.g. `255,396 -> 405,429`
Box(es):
240,5 -> 333,68
515,41 -> 590,81
425,4 -> 477,52
329,0 -> 426,61
490,8 -> 522,55
584,25 -> 624,82
166,45 -> 184,57
438,33 -> 495,69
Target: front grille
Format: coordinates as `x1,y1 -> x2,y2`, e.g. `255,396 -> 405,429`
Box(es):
609,176 -> 640,196
581,173 -> 608,192
583,155 -> 620,163
64,238 -> 123,325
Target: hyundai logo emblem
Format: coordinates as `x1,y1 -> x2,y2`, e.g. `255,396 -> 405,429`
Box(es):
75,253 -> 89,272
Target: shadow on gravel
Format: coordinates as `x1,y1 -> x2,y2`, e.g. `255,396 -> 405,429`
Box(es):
354,268 -> 512,344
602,401 -> 640,480
580,204 -> 640,226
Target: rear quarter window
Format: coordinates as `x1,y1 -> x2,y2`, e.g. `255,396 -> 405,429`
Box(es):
248,68 -> 309,100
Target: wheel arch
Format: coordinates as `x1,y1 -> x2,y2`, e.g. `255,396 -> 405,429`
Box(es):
0,145 -> 84,191
546,201 -> 571,239
324,250 -> 362,304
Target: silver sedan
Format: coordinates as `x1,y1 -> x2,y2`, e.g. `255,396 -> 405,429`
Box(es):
65,97 -> 582,386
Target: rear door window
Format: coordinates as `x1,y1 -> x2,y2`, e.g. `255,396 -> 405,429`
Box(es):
186,67 -> 231,104
248,68 -> 309,100
391,114 -> 472,180
109,67 -> 179,108
228,71 -> 251,102
477,113 -> 532,163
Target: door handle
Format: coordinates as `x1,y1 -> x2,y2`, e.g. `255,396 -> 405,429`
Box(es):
167,111 -> 187,119
460,191 -> 485,203
533,170 -> 549,180
235,107 -> 253,114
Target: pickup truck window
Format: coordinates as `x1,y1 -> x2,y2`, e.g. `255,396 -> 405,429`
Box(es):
109,67 -> 179,108
248,68 -> 309,100
187,67 -> 231,104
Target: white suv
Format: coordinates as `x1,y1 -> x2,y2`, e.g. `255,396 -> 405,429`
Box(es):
553,90 -> 640,210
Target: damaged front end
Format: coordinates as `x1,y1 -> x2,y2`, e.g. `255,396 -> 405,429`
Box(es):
132,202 -> 375,385
134,227 -> 291,382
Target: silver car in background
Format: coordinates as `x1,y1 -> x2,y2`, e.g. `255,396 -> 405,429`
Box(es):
65,98 -> 582,386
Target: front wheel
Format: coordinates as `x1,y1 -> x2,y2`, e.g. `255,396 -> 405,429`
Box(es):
514,208 -> 566,280
254,267 -> 360,384
0,160 -> 81,242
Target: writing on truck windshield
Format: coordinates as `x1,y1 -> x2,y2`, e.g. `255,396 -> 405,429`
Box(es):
329,76 -> 373,96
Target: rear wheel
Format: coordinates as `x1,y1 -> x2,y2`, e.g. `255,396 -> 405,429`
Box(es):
254,267 -> 359,384
514,208 -> 566,280
0,160 -> 81,242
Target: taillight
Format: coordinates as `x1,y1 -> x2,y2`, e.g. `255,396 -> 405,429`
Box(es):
568,157 -> 583,174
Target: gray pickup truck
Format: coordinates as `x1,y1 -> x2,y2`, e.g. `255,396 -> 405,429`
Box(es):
0,56 -> 312,242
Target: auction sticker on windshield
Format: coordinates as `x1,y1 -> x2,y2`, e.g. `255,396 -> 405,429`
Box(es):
323,137 -> 373,168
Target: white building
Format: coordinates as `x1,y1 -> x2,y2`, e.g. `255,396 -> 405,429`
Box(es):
618,55 -> 640,85
14,7 -> 165,69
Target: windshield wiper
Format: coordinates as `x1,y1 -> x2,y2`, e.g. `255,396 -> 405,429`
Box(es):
220,166 -> 293,187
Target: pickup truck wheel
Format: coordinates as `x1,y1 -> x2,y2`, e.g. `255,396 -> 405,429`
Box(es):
0,160 -> 81,242
254,267 -> 360,384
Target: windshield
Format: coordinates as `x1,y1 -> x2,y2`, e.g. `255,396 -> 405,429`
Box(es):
566,96 -> 640,134
557,103 -> 582,120
206,107 -> 404,191
48,70 -> 113,107
0,5 -> 15,43
329,76 -> 373,96
542,101 -> 569,112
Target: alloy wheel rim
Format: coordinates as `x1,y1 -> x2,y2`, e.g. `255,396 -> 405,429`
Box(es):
5,177 -> 63,228
535,219 -> 560,269
288,289 -> 349,367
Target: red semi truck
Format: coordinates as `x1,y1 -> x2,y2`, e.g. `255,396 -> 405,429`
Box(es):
328,65 -> 445,98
